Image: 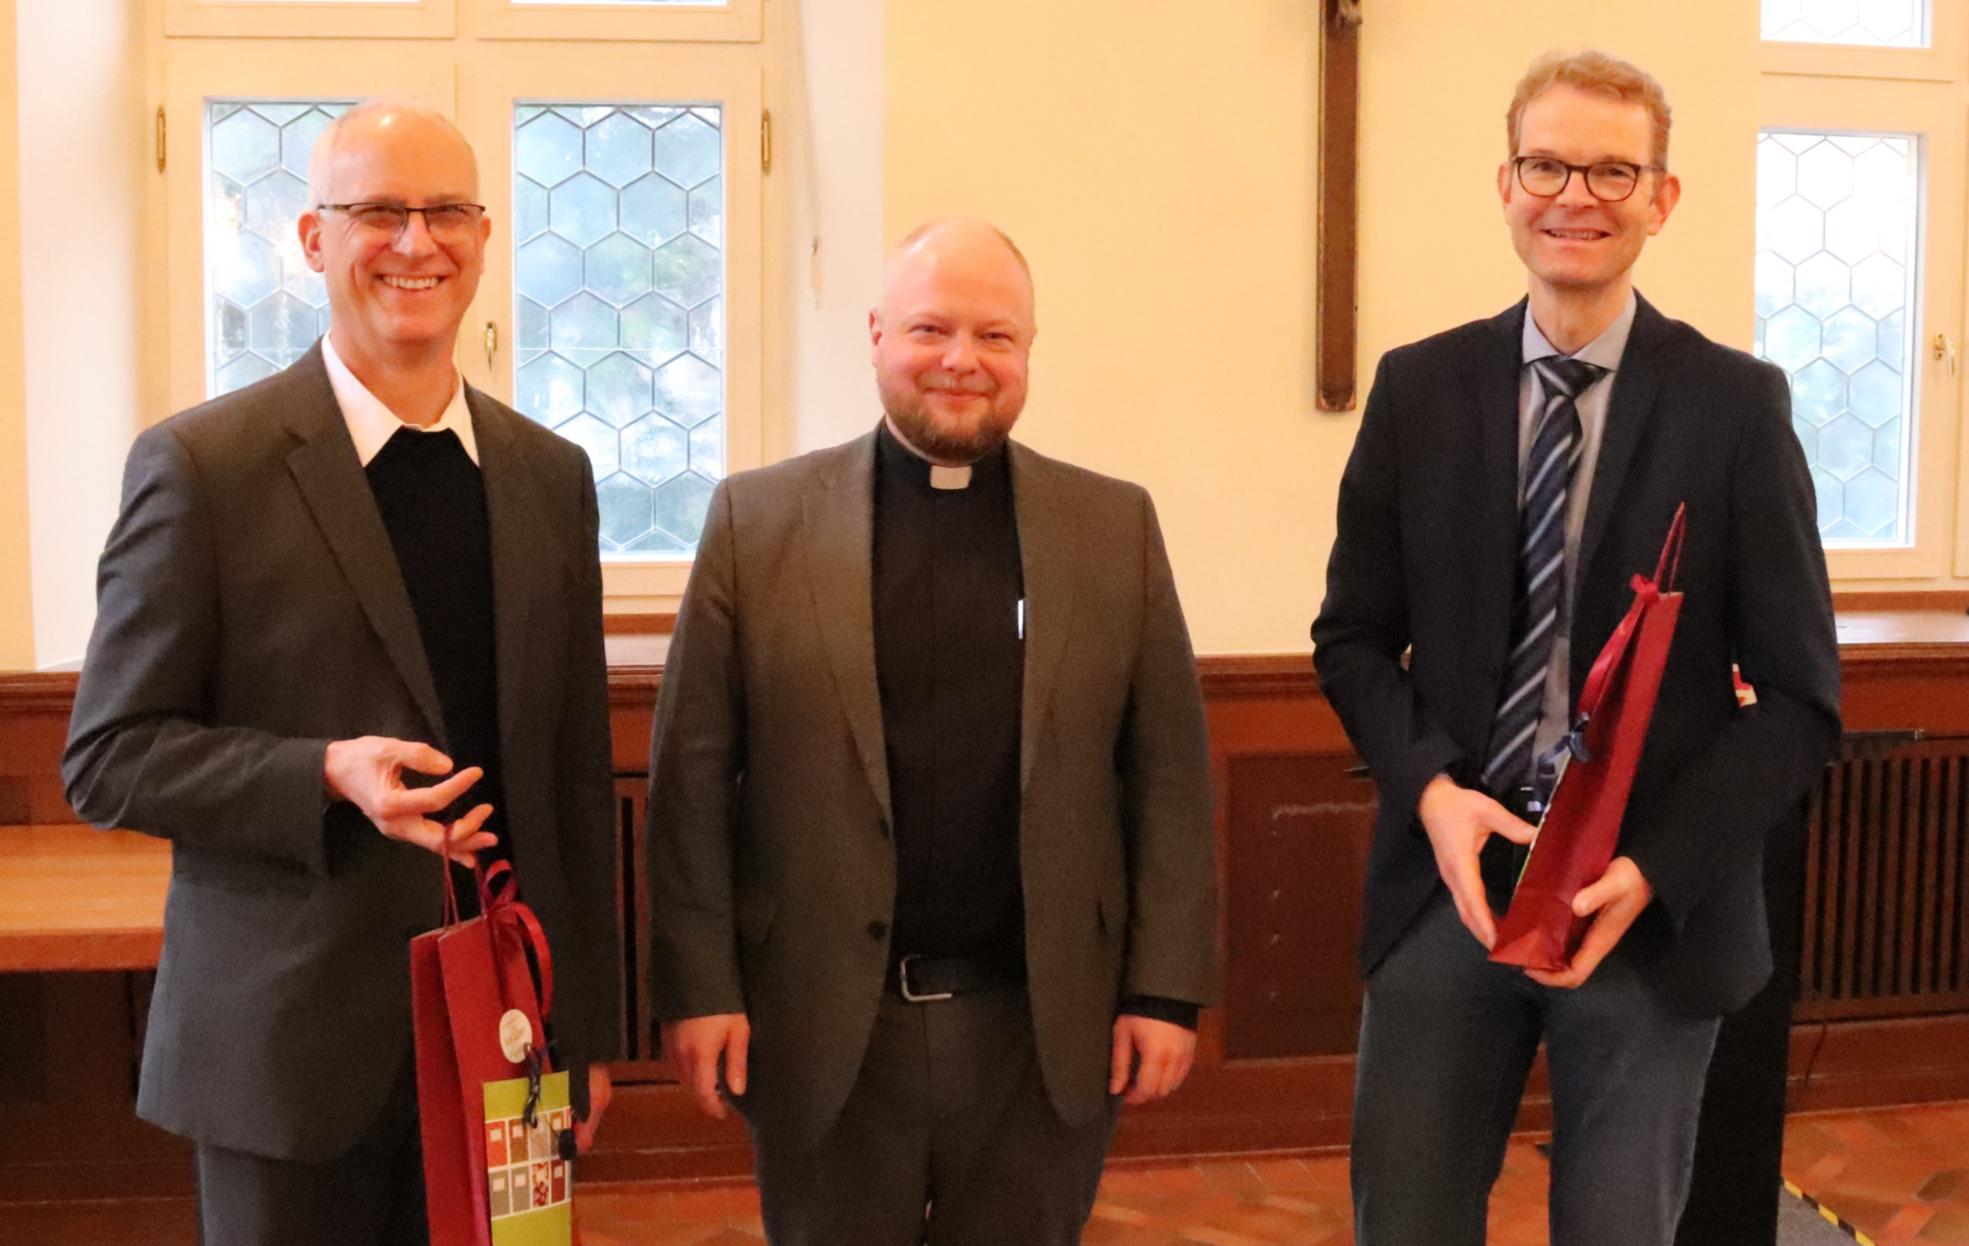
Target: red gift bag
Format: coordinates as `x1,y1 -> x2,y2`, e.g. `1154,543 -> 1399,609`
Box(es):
411,859 -> 577,1245
1489,503 -> 1688,973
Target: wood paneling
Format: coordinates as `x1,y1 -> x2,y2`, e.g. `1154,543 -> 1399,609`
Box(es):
4,614 -> 1968,1191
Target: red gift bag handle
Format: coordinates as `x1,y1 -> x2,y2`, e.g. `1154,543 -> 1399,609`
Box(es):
1571,502 -> 1688,731
436,855 -> 556,1024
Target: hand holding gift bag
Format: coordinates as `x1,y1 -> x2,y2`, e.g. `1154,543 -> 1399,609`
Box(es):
411,858 -> 579,1246
1490,503 -> 1688,974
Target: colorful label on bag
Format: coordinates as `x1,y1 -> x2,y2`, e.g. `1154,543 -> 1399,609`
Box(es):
483,1072 -> 573,1245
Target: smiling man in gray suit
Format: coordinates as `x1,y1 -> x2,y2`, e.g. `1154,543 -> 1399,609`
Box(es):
63,102 -> 618,1245
647,219 -> 1218,1245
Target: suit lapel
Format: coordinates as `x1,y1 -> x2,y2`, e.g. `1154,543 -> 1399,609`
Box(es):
471,393 -> 541,775
281,345 -> 448,744
1472,301 -> 1529,670
1010,443 -> 1078,792
1576,294 -> 1672,592
802,434 -> 892,826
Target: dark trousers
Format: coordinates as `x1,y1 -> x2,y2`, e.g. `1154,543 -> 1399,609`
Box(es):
195,1054 -> 427,1246
1352,890 -> 1721,1246
745,985 -> 1116,1246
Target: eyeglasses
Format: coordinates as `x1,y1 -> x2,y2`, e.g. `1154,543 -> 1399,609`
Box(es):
1511,156 -> 1662,203
316,201 -> 486,241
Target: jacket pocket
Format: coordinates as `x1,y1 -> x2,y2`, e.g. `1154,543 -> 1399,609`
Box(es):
736,890 -> 778,948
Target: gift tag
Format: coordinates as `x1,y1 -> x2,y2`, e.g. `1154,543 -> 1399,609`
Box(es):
498,1009 -> 533,1064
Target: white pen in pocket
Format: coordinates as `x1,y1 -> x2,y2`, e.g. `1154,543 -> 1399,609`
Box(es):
1016,598 -> 1026,640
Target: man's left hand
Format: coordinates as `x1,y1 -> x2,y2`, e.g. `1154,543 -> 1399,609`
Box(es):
1525,856 -> 1654,990
574,1064 -> 613,1153
1109,1015 -> 1198,1106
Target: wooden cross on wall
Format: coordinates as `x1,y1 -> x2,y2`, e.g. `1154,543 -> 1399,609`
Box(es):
1318,0 -> 1363,410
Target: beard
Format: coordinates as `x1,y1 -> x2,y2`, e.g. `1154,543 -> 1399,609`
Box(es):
879,373 -> 1022,464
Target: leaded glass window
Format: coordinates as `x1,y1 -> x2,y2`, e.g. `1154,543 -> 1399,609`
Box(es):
206,101 -> 349,397
1754,130 -> 1922,545
1761,0 -> 1927,46
513,103 -> 725,558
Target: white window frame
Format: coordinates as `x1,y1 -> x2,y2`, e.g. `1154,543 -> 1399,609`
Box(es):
165,0 -> 458,40
160,11 -> 769,606
1759,2 -> 1969,583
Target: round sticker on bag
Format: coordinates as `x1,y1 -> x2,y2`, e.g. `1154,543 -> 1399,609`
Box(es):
498,1009 -> 533,1064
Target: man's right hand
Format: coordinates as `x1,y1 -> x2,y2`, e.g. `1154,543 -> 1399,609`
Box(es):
1416,773 -> 1537,949
322,737 -> 496,866
661,1013 -> 750,1120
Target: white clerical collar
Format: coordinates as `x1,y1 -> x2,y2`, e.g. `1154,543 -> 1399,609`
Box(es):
321,333 -> 478,467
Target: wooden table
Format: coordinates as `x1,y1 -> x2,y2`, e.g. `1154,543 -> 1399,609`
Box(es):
0,825 -> 169,971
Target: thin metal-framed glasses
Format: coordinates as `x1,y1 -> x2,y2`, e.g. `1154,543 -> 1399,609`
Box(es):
316,201 -> 487,240
1511,156 -> 1662,203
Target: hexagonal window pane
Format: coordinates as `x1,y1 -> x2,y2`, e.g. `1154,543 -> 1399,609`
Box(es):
586,352 -> 654,429
516,112 -> 583,188
1792,253 -> 1849,319
585,112 -> 654,188
518,100 -> 727,559
652,473 -> 718,547
205,100 -> 354,396
550,173 -> 618,248
586,233 -> 654,306
211,109 -> 280,183
1817,415 -> 1872,481
623,414 -> 688,484
655,354 -> 723,427
654,234 -> 722,309
1819,308 -> 1874,375
516,354 -> 585,426
555,414 -> 622,478
622,295 -> 689,362
1755,128 -> 1919,545
1763,0 -> 1925,45
621,174 -> 689,248
518,234 -> 585,308
549,292 -> 620,360
597,474 -> 656,550
1847,360 -> 1902,428
247,293 -> 319,367
1789,359 -> 1845,427
653,113 -> 722,189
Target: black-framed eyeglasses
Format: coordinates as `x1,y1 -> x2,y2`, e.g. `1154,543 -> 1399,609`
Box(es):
1512,156 -> 1662,203
316,201 -> 486,240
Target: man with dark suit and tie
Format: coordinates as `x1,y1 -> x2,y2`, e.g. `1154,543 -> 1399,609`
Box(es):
646,219 -> 1217,1245
1312,52 -> 1841,1245
62,101 -> 617,1245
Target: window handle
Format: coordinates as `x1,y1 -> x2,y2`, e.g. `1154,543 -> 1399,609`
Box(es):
485,321 -> 499,374
1934,332 -> 1958,378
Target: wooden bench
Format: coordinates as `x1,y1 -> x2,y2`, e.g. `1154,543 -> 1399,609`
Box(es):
0,824 -> 169,972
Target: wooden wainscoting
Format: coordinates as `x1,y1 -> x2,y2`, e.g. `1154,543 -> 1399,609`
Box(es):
4,619 -> 1969,1192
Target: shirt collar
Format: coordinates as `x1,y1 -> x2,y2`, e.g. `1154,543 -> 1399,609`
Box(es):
1521,289 -> 1637,375
875,418 -> 1008,493
321,333 -> 478,467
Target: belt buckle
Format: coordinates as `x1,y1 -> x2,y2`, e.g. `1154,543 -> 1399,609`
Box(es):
897,954 -> 953,1003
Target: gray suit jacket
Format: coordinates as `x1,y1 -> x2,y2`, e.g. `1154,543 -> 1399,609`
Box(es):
62,345 -> 620,1162
646,429 -> 1217,1151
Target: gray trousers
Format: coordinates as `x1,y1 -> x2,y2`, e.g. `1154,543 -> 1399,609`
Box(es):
744,984 -> 1117,1246
195,1053 -> 427,1246
1352,890 -> 1721,1246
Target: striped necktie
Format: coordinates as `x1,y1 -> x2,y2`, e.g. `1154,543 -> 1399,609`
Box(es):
1480,355 -> 1607,794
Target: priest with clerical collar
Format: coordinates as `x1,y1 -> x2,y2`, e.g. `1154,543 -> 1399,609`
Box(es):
647,218 -> 1218,1244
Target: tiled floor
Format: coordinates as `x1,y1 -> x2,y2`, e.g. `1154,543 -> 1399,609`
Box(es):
7,1104 -> 1964,1244
1782,1100 -> 1969,1244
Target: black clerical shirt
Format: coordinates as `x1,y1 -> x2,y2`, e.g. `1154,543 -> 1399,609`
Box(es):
873,422 -> 1025,961
869,423 -> 1196,1029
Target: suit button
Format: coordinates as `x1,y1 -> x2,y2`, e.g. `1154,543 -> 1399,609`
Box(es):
867,920 -> 889,940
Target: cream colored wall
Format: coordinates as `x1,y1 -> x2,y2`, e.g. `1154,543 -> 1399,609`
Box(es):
885,0 -> 1760,654
0,0 -> 33,671
17,0 -> 147,669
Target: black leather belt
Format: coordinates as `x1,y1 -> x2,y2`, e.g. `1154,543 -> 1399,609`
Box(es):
886,950 -> 1027,1003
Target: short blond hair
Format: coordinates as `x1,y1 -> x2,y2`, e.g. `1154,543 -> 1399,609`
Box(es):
1506,50 -> 1672,169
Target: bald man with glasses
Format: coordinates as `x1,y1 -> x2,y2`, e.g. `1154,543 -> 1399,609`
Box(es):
64,100 -> 618,1245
